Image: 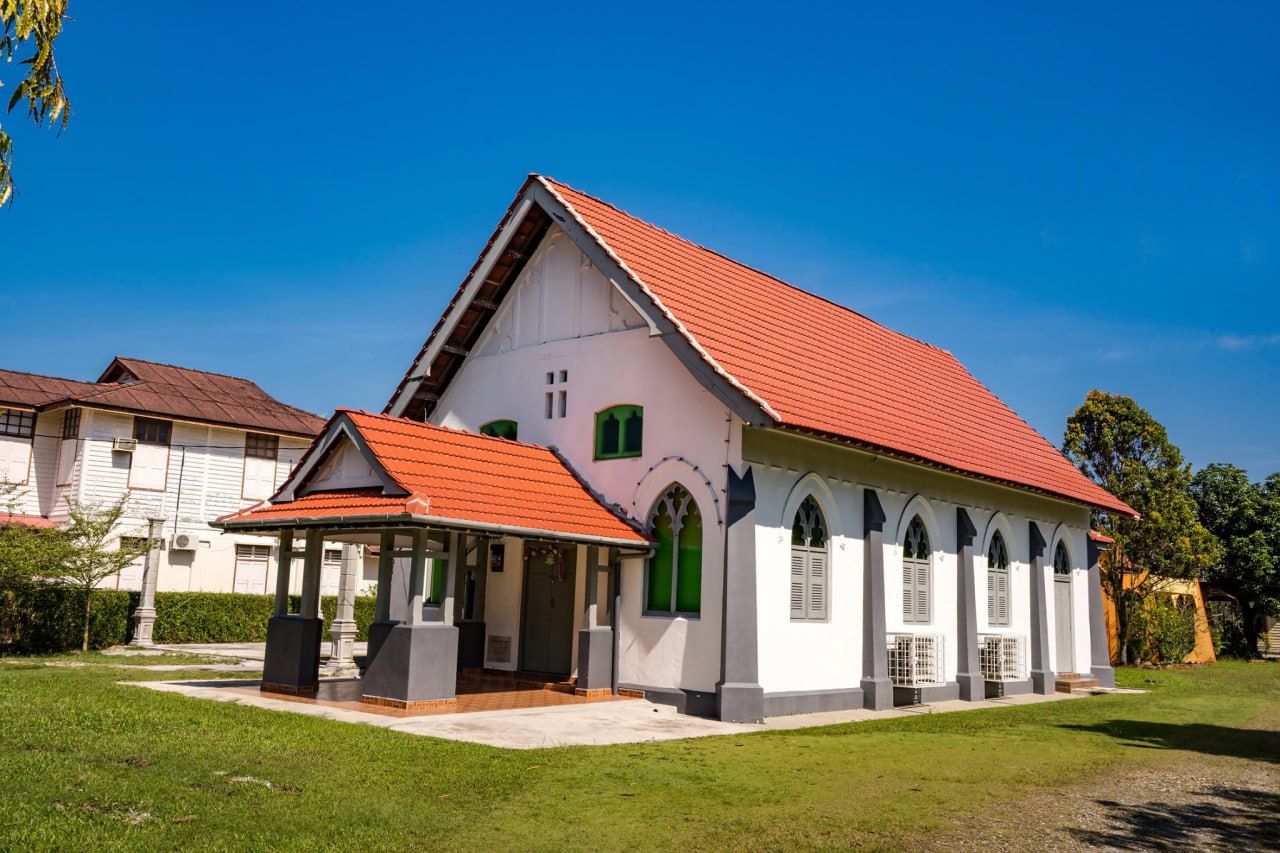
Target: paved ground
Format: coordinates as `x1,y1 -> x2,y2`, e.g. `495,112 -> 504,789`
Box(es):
130,676 -> 1109,749
151,641 -> 368,662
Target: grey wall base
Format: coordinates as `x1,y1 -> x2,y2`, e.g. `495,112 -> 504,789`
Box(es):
894,681 -> 960,707
763,687 -> 864,717
456,619 -> 486,670
984,678 -> 1033,699
366,620 -> 398,666
361,623 -> 459,704
1030,668 -> 1056,695
621,683 -> 719,718
861,676 -> 894,710
1090,665 -> 1117,688
956,672 -> 986,702
576,627 -> 613,691
716,681 -> 765,723
262,616 -> 322,692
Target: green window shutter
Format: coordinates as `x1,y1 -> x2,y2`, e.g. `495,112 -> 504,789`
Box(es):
674,502 -> 702,614
647,506 -> 675,612
428,557 -> 447,605
595,406 -> 643,459
480,420 -> 518,440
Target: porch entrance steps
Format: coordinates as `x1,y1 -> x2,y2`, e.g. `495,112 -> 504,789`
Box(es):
1054,672 -> 1102,694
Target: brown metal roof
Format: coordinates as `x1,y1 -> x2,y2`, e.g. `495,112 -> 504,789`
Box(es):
0,357 -> 325,438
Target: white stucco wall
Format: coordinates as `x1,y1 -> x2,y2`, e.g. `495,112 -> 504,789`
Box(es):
746,429 -> 1094,696
430,226 -> 738,694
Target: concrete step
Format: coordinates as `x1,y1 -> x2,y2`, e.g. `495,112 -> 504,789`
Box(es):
1055,674 -> 1100,693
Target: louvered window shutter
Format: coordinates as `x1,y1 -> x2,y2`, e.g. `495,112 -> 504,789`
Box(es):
790,550 -> 807,620
807,550 -> 827,620
988,570 -> 996,623
903,561 -> 915,622
996,570 -> 1009,626
916,561 -> 930,623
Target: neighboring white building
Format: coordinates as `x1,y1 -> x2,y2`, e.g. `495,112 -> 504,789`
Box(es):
219,176 -> 1132,720
0,356 -> 334,595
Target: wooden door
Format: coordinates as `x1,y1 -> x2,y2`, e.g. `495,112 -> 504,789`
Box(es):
520,546 -> 576,675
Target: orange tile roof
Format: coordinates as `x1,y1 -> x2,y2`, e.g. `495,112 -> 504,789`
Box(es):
536,177 -> 1134,517
0,513 -> 56,529
219,410 -> 649,546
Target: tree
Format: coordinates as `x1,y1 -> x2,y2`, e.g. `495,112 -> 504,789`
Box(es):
1190,464 -> 1280,657
1,1 -> 72,206
47,496 -> 146,652
1063,391 -> 1218,663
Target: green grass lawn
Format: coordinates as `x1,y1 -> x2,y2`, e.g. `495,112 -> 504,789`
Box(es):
0,658 -> 1276,851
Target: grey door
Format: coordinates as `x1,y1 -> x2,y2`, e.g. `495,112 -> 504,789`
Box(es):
520,547 -> 576,675
1054,577 -> 1074,673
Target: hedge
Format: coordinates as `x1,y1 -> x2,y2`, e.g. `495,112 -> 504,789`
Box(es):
0,585 -> 376,654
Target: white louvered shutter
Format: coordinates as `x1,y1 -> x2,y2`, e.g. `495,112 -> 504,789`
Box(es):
807,550 -> 827,620
790,550 -> 807,620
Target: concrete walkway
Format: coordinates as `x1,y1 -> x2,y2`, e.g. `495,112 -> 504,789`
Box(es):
152,642 -> 368,662
129,677 -> 1119,749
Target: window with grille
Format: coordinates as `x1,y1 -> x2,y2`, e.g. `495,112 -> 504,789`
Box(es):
594,405 -> 643,460
0,408 -> 36,439
790,495 -> 829,621
645,484 -> 702,615
61,408 -> 81,439
1053,541 -> 1071,575
133,417 -> 172,445
480,419 -> 519,441
902,515 -> 931,624
987,531 -> 1011,627
245,433 -> 279,460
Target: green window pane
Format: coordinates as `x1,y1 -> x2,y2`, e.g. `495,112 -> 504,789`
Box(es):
675,504 -> 702,614
480,419 -> 518,440
428,557 -> 447,605
623,408 -> 643,455
595,405 -> 643,459
647,506 -> 675,612
599,413 -> 620,456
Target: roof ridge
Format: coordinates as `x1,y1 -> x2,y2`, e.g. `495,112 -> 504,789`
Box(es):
538,175 -> 952,355
113,355 -> 258,383
0,366 -> 97,386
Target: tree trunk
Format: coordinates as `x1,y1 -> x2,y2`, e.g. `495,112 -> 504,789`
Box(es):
1240,599 -> 1259,660
81,586 -> 92,653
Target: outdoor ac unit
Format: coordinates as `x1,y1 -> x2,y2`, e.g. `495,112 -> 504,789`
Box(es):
112,437 -> 138,453
170,532 -> 197,551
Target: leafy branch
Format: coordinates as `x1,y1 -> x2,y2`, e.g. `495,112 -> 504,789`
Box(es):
1,1 -> 71,206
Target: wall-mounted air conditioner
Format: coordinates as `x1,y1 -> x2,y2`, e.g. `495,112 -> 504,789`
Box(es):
112,437 -> 138,453
170,532 -> 198,551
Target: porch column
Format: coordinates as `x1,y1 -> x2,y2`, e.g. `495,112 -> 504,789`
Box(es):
456,536 -> 489,669
441,532 -> 461,626
323,544 -> 360,677
367,531 -> 398,664
128,517 -> 165,646
861,489 -> 892,709
361,527 -> 459,711
273,529 -> 296,617
717,465 -> 764,723
1028,521 -> 1055,694
955,508 -> 984,701
1087,537 -> 1117,687
577,545 -> 612,693
261,528 -> 324,695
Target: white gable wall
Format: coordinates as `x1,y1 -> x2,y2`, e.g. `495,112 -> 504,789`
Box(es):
431,226 -> 739,695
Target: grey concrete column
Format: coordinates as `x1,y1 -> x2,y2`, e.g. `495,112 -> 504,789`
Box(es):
300,529 -> 324,620
373,532 -> 396,623
273,529 -> 296,617
717,466 -> 764,723
128,517 -> 165,646
861,489 -> 892,709
1028,521 -> 1054,694
955,508 -> 984,701
576,545 -> 612,692
582,545 -> 600,628
1087,538 -> 1117,688
455,536 -> 488,669
406,529 -> 428,625
441,532 -> 460,626
323,544 -> 360,676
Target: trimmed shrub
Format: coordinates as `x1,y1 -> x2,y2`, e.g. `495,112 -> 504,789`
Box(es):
0,585 -> 376,653
1126,595 -> 1197,664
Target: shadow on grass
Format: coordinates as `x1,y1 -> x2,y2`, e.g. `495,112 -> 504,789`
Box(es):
1062,720 -> 1280,764
1070,786 -> 1279,850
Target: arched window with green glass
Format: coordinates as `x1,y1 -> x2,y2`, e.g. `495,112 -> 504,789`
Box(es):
595,405 -> 643,460
645,484 -> 702,616
479,419 -> 518,441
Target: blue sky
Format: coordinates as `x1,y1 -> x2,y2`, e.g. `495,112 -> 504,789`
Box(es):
2,3 -> 1277,477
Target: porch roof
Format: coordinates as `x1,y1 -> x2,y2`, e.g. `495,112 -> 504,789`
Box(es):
213,410 -> 651,550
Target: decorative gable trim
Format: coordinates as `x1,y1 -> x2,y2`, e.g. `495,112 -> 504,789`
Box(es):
274,412 -> 408,502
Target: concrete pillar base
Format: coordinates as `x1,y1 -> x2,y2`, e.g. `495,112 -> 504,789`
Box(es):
128,607 -> 157,647
262,615 -> 323,694
1030,669 -> 1056,695
956,672 -> 986,702
456,619 -> 486,670
361,623 -> 459,705
860,676 -> 894,710
716,681 -> 764,723
366,620 -> 398,666
576,626 -> 613,692
1090,665 -> 1117,688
